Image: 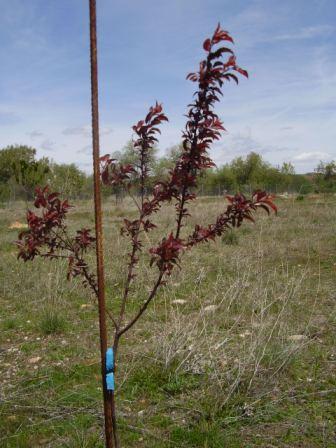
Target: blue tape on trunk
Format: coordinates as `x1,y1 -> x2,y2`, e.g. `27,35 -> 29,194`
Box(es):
106,348 -> 115,391
106,348 -> 114,372
106,372 -> 115,391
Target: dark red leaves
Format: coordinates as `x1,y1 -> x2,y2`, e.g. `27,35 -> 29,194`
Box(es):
224,55 -> 248,78
212,23 -> 234,44
186,72 -> 198,82
17,186 -> 97,292
100,157 -> 135,186
203,38 -> 212,52
234,66 -> 248,78
187,191 -> 277,248
122,219 -> 141,238
75,228 -> 96,249
161,23 -> 248,235
17,186 -> 72,261
252,190 -> 278,214
150,233 -> 185,274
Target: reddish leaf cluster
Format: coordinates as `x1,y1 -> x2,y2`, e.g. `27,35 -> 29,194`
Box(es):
17,186 -> 71,261
75,228 -> 96,249
100,102 -> 168,195
149,192 -> 277,273
17,186 -> 97,291
148,24 -> 249,231
100,155 -> 135,186
187,191 -> 277,246
149,233 -> 185,274
100,103 -> 169,284
133,102 -> 168,203
132,101 -> 168,147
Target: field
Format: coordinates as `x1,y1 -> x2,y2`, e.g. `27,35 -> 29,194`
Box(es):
0,195 -> 335,447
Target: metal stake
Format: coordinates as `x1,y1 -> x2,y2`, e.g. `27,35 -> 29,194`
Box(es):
89,1 -> 114,446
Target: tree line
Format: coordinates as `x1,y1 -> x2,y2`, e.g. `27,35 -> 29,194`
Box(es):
0,143 -> 335,203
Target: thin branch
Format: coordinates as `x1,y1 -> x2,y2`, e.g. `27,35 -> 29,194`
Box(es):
118,271 -> 164,337
128,189 -> 142,213
117,239 -> 139,327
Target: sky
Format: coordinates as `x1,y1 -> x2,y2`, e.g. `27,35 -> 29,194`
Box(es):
0,0 -> 335,173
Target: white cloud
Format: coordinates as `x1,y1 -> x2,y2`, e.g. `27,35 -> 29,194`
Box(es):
293,151 -> 331,162
77,145 -> 92,155
27,130 -> 43,139
0,111 -> 20,126
62,126 -> 91,137
62,125 -> 113,137
40,139 -> 55,151
273,25 -> 334,41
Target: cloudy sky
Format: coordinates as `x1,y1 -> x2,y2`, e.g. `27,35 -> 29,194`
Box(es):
0,0 -> 335,173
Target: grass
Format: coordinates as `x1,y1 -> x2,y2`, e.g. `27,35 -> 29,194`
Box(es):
222,229 -> 239,245
39,310 -> 67,335
0,194 -> 335,447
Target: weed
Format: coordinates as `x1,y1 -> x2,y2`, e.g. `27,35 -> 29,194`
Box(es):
39,310 -> 66,335
2,317 -> 17,330
222,230 -> 239,245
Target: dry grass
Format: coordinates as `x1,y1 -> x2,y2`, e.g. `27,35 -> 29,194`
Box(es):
0,194 -> 335,447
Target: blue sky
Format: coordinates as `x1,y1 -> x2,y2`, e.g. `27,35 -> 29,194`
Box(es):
0,0 -> 335,173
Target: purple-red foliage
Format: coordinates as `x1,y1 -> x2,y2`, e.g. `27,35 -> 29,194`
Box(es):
149,233 -> 185,274
149,191 -> 277,273
17,186 -> 71,261
100,155 -> 135,187
187,191 -> 277,246
17,186 -> 97,291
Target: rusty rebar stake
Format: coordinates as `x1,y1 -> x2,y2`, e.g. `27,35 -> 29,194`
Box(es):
89,1 -> 114,447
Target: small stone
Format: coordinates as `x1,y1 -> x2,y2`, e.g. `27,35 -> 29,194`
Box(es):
172,299 -> 187,305
8,221 -> 28,229
203,305 -> 218,312
287,334 -> 307,342
239,331 -> 252,338
28,356 -> 42,364
7,415 -> 17,421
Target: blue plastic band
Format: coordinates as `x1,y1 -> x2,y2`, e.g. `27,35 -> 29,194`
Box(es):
106,372 -> 115,391
106,348 -> 115,391
106,348 -> 114,373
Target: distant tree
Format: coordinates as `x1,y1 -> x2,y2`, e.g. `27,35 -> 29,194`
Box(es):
315,161 -> 336,181
152,143 -> 183,183
281,162 -> 295,176
13,158 -> 50,199
49,163 -> 87,198
117,140 -> 158,175
315,160 -> 336,192
0,145 -> 36,183
229,152 -> 272,190
0,145 -> 50,200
